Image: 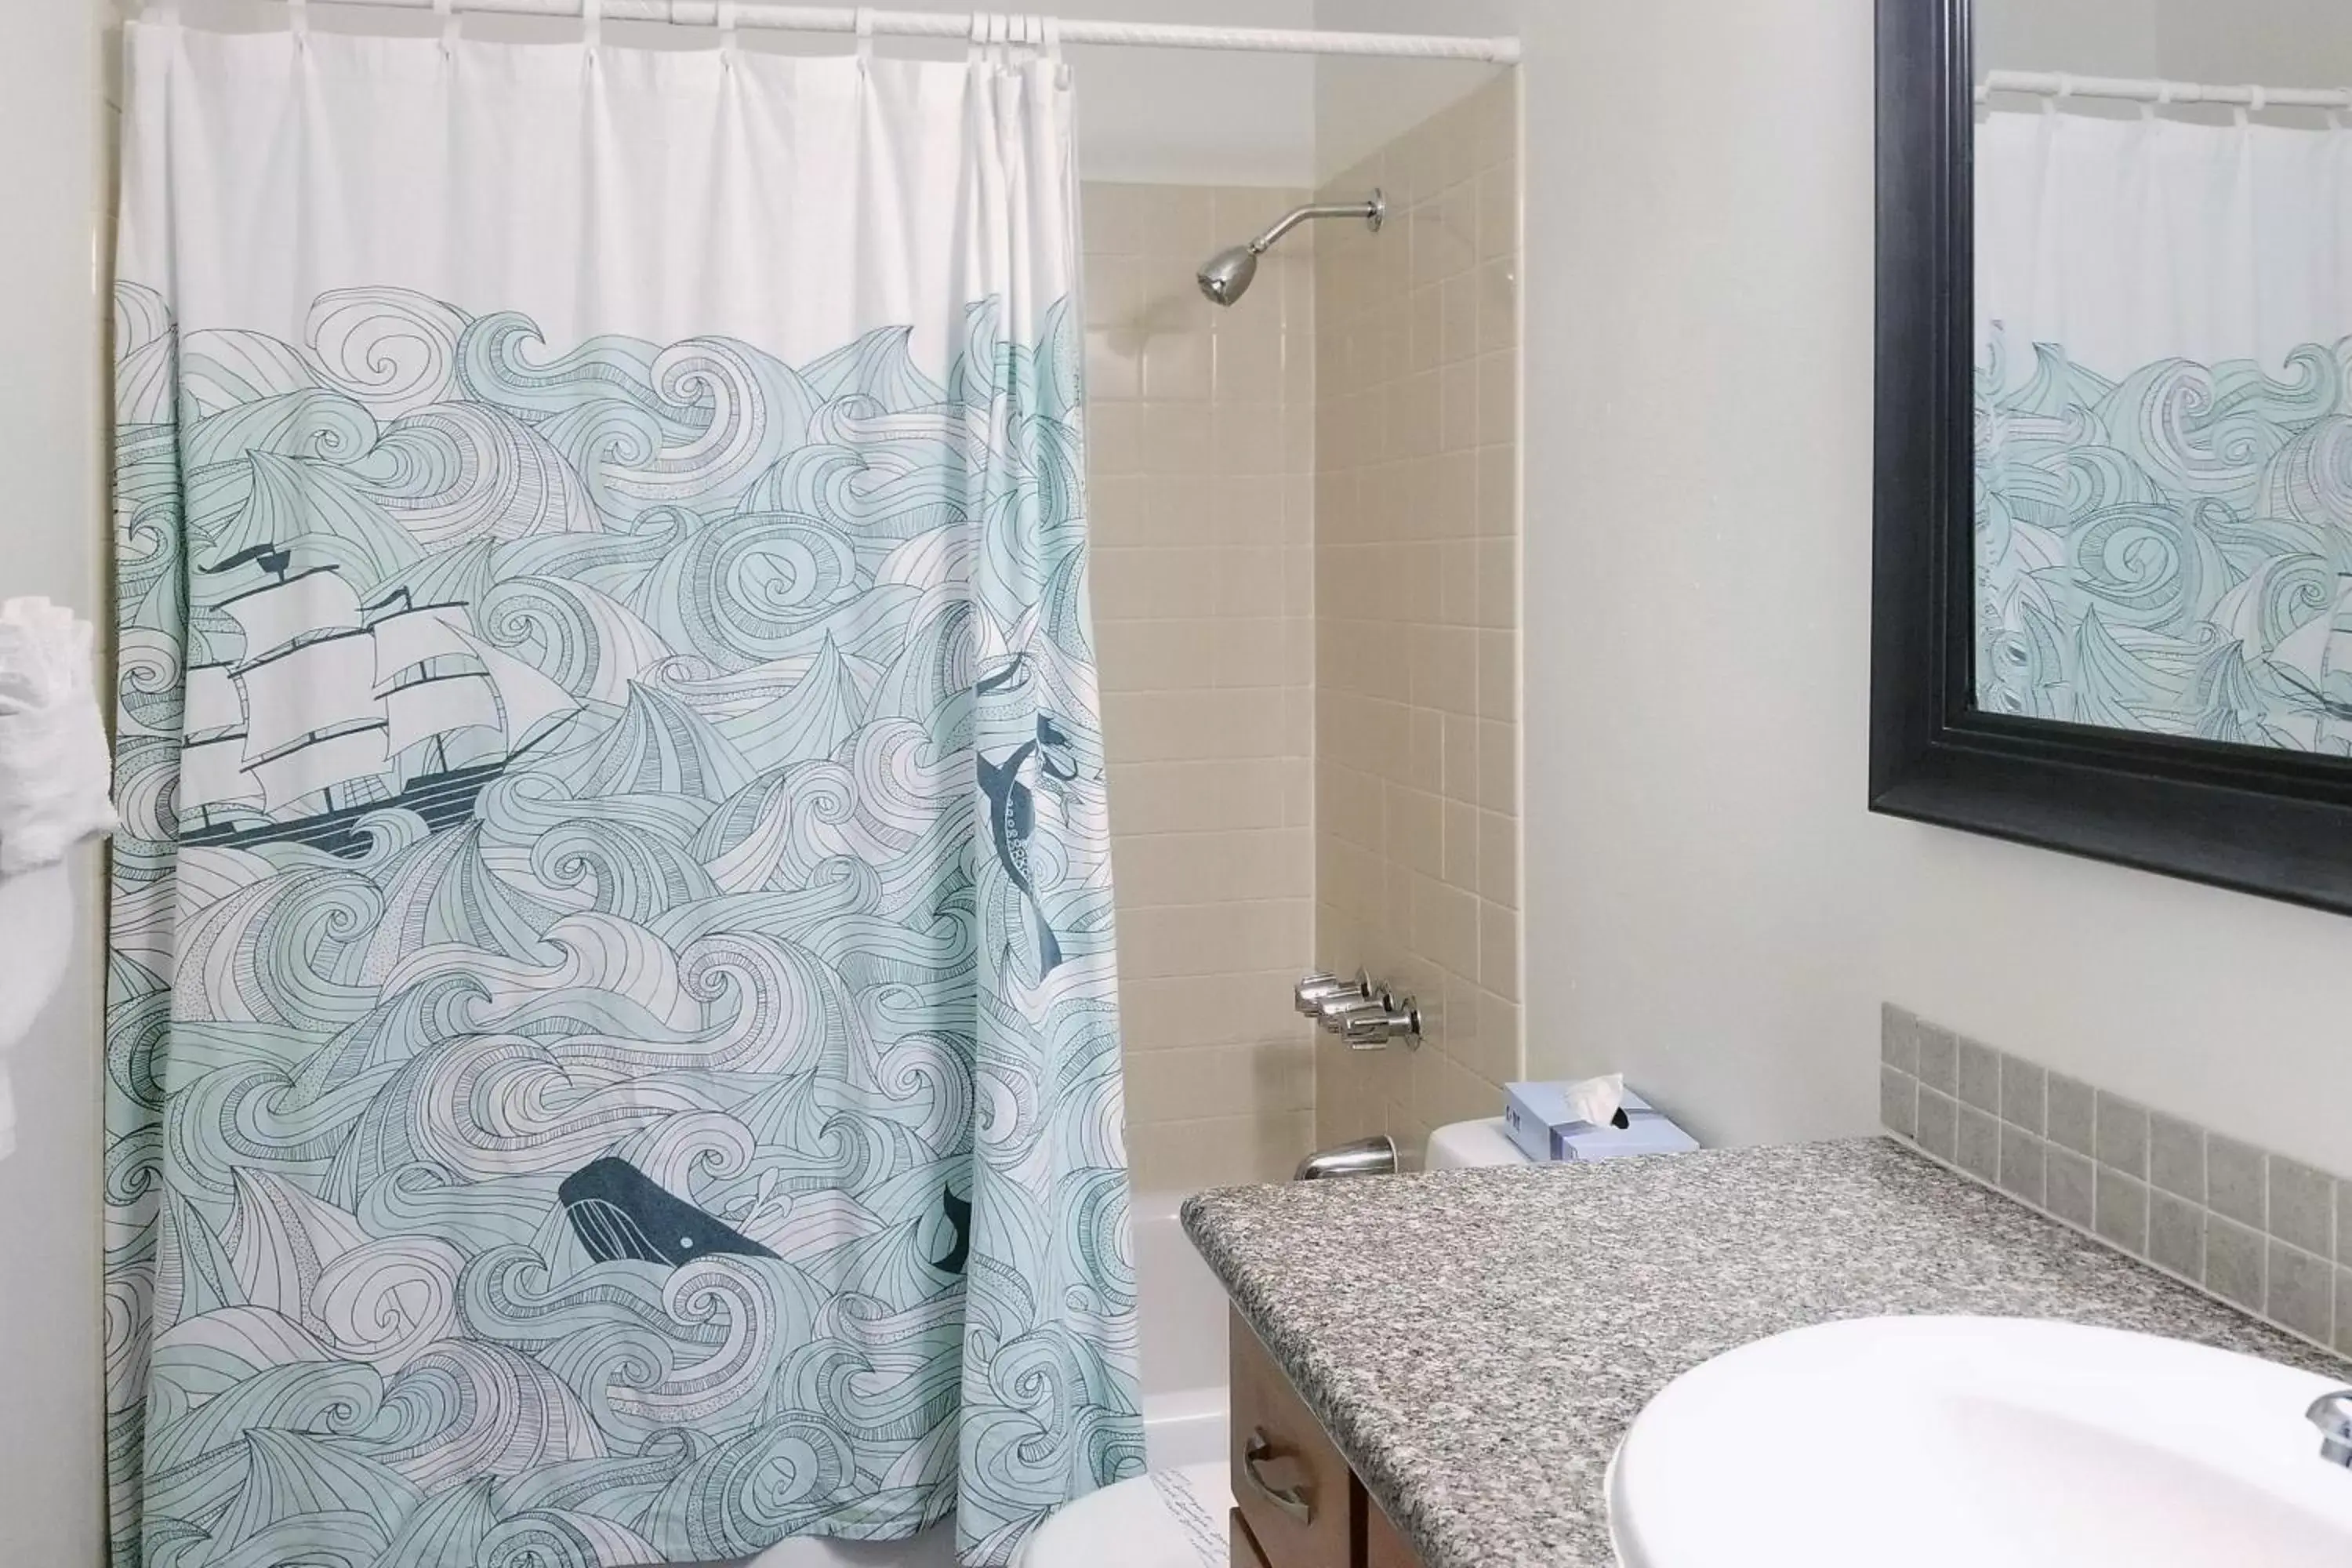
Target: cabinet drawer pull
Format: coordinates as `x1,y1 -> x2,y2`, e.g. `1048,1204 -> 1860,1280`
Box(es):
1241,1427 -> 1314,1525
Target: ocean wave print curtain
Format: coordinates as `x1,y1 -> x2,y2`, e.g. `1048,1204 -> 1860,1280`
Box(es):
1975,106 -> 2352,746
104,16 -> 1139,1566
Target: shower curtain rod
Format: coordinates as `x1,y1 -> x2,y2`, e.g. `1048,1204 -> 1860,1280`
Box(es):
235,0 -> 1523,64
1978,68 -> 2350,111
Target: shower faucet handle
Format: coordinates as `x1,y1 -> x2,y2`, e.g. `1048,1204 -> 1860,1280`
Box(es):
1315,991 -> 1387,1033
1294,971 -> 1372,1015
1341,996 -> 1422,1051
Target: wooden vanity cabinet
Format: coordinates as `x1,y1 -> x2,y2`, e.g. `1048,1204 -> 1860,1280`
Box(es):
1231,1510 -> 1274,1568
1227,1307 -> 1426,1568
1361,1501 -> 1417,1568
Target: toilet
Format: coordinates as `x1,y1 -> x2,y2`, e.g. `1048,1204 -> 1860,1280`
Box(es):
1425,1116 -> 1535,1171
1018,1462 -> 1232,1568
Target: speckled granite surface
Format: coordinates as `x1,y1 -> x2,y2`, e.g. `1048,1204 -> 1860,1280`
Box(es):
1181,1138 -> 2347,1568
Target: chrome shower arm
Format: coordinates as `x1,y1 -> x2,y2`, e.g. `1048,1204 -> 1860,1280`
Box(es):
1199,190 -> 1383,307
1249,194 -> 1385,253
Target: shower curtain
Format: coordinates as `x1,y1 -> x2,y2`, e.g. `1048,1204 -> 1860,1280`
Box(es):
1974,106 -> 2352,746
104,16 -> 1139,1568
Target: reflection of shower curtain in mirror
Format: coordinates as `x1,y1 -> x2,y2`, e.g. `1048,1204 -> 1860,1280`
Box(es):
104,19 -> 1140,1567
1975,109 -> 2352,746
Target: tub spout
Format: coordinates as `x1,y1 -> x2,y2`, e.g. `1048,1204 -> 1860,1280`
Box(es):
1292,1134 -> 1399,1181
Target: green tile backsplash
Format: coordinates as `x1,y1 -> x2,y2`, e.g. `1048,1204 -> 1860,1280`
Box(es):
1881,1003 -> 2351,1361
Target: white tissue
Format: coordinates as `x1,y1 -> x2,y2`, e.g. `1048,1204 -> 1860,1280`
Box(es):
1561,1073 -> 1625,1128
0,595 -> 116,875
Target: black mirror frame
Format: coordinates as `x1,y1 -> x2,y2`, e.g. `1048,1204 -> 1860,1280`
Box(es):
1872,0 -> 2352,916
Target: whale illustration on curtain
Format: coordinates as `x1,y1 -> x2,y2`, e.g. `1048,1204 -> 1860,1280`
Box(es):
103,19 -> 1140,1568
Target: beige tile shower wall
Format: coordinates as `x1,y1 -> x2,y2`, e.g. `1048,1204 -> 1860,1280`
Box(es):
1083,182 -> 1320,1194
1311,78 -> 1520,1164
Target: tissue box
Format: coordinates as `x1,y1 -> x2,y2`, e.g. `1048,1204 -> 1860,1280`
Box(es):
1503,1083 -> 1700,1163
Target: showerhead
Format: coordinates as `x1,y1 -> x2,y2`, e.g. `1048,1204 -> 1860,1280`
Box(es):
1196,190 -> 1384,307
1197,245 -> 1259,307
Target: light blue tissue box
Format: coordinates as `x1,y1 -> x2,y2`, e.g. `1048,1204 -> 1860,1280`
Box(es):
1503,1083 -> 1700,1163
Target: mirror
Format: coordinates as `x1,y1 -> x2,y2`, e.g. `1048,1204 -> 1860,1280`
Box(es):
1973,2 -> 2352,751
1873,0 -> 2352,914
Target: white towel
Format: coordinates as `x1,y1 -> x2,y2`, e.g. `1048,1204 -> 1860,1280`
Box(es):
0,596 -> 116,874
0,862 -> 76,1160
0,597 -> 114,1162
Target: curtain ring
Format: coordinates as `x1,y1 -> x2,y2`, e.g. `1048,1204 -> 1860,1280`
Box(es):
2249,84 -> 2267,115
717,0 -> 737,57
854,6 -> 874,70
967,9 -> 985,64
581,0 -> 602,53
434,0 -> 459,54
287,0 -> 308,42
1044,13 -> 1069,88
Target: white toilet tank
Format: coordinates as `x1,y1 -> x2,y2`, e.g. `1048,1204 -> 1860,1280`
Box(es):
1425,1117 -> 1534,1171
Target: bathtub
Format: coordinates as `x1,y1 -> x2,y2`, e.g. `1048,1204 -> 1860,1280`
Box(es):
752,1189 -> 1231,1566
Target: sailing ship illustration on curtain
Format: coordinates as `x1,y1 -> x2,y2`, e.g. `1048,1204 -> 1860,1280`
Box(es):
180,556 -> 579,855
106,278 -> 1142,1568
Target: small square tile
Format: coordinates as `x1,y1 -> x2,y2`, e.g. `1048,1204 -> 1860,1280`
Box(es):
1880,1065 -> 1916,1138
2268,1156 -> 2336,1258
2207,1134 -> 2266,1230
2046,1149 -> 2095,1230
1915,1088 -> 1957,1162
1957,1106 -> 2000,1183
2094,1166 -> 2148,1255
2093,1092 -> 2147,1177
2045,1073 -> 2095,1157
1879,1002 -> 1919,1073
1957,1038 -> 2000,1114
2148,1191 -> 2204,1280
1998,1125 -> 2045,1207
1916,1023 -> 1957,1095
1999,1055 -> 2045,1134
2269,1243 -> 2334,1345
2342,1181 -> 2352,1264
2147,1112 -> 2204,1203
2337,1270 -> 2352,1359
2205,1215 -> 2265,1312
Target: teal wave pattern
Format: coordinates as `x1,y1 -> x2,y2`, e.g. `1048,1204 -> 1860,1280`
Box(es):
1977,333 -> 2352,749
105,281 -> 1142,1567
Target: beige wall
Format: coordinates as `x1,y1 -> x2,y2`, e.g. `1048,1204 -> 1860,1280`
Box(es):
1083,183 -> 1322,1192
0,1 -> 115,1561
1504,0 -> 2352,1178
1310,77 -> 1521,1164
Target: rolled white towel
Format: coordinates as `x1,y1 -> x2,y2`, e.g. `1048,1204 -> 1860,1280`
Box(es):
0,596 -> 117,875
0,861 -> 75,1160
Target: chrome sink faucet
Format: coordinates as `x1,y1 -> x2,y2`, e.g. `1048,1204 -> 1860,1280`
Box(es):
2309,1391 -> 2352,1465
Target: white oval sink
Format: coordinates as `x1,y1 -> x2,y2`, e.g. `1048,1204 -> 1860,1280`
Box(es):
1608,1316 -> 2352,1568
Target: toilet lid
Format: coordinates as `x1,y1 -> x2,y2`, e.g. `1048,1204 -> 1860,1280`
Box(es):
1019,1462 -> 1232,1568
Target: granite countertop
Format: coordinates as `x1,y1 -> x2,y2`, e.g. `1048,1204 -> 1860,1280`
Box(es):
1181,1137 -> 2346,1568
